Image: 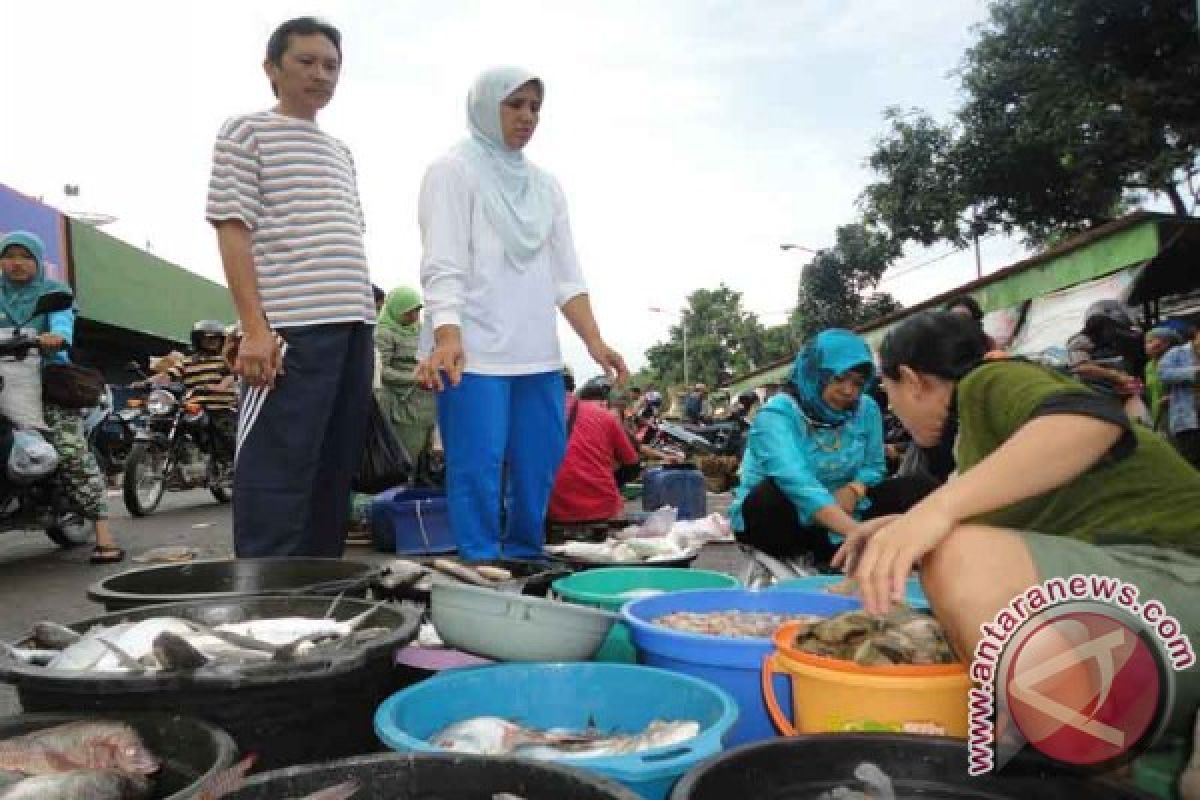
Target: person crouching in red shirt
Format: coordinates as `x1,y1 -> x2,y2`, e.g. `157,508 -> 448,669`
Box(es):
549,373 -> 639,523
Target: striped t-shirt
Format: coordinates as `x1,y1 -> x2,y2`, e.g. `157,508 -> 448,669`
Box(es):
170,355 -> 238,411
205,111 -> 376,328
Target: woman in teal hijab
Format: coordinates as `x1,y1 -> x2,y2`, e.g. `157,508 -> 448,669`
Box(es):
376,286 -> 437,480
0,231 -> 124,563
729,328 -> 887,567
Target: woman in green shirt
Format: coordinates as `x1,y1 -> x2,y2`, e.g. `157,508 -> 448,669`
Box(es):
837,311 -> 1200,734
376,287 -> 438,476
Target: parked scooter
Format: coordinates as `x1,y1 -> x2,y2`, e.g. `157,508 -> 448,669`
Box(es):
122,381 -> 233,516
0,291 -> 95,547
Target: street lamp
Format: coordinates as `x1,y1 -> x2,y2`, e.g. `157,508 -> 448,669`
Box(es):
648,306 -> 688,388
779,243 -> 820,254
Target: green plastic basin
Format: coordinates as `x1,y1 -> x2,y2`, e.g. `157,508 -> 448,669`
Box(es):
553,567 -> 740,663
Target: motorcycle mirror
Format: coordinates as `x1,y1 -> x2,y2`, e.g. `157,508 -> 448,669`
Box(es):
33,290 -> 74,315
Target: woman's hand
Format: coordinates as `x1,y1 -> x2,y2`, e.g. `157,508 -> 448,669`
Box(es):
831,514 -> 900,574
416,325 -> 464,392
851,503 -> 958,615
588,340 -> 630,386
37,333 -> 65,352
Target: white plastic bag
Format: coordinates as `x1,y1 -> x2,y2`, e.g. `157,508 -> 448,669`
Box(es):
642,505 -> 678,537
7,428 -> 58,484
0,354 -> 46,429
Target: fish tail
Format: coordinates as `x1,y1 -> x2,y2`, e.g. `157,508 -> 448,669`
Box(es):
197,753 -> 257,799
305,779 -> 361,800
98,639 -> 146,672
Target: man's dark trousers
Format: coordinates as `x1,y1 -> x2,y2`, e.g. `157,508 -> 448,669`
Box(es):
234,323 -> 373,557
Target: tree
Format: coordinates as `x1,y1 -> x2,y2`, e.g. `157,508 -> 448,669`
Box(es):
863,0 -> 1200,247
642,285 -> 794,387
792,223 -> 902,342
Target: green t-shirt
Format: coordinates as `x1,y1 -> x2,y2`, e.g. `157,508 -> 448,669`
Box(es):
955,360 -> 1200,549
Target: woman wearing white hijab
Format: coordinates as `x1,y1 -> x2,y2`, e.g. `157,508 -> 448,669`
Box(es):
416,66 -> 628,562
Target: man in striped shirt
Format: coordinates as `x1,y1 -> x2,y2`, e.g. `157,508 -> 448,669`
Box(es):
206,17 -> 376,558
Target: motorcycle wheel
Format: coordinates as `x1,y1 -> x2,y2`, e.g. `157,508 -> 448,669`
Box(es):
45,515 -> 95,548
123,441 -> 167,517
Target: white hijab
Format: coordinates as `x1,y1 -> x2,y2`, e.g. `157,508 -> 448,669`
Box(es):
459,66 -> 554,269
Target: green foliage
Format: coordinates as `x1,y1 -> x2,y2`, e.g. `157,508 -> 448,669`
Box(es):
862,0 -> 1200,248
642,285 -> 796,388
792,223 -> 903,341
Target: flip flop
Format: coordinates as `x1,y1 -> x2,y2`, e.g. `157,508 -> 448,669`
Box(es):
89,546 -> 126,565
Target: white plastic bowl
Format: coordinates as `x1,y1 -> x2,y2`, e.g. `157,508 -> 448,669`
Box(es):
430,580 -> 617,662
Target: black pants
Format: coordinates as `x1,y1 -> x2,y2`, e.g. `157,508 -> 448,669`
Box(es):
233,323 -> 374,558
736,474 -> 941,567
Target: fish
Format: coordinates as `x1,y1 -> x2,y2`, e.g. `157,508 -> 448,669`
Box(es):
0,721 -> 160,777
377,559 -> 430,591
430,717 -> 700,760
0,646 -> 59,667
474,565 -> 513,582
654,611 -> 823,639
794,607 -> 957,667
30,623 -> 80,651
431,559 -> 496,587
31,606 -> 392,674
816,761 -> 895,800
512,720 -> 701,759
0,768 -> 152,800
429,717 -> 600,756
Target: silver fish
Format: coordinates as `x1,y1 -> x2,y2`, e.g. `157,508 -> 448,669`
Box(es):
31,622 -> 81,650
816,761 -> 896,800
513,720 -> 700,759
429,717 -> 599,756
433,717 -> 700,760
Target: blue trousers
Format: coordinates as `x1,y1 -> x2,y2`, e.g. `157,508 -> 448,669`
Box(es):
437,371 -> 566,561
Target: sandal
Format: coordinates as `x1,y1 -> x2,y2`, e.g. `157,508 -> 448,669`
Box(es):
90,545 -> 126,565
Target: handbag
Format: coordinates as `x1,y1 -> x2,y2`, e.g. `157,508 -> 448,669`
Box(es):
42,362 -> 105,409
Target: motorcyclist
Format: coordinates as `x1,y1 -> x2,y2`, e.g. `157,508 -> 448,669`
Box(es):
170,321 -> 237,465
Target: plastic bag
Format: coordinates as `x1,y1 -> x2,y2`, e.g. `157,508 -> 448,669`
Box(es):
642,505 -> 678,536
0,354 -> 46,429
7,429 -> 58,484
352,397 -> 411,494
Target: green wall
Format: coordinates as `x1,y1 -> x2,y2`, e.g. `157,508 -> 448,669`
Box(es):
69,220 -> 234,343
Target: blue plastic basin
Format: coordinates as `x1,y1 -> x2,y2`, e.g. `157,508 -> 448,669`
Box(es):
374,662 -> 737,800
621,589 -> 860,747
767,574 -> 930,611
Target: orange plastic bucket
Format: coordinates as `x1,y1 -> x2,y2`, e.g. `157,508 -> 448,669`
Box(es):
761,621 -> 971,738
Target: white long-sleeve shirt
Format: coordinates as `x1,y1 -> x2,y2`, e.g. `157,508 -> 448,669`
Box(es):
417,148 -> 588,376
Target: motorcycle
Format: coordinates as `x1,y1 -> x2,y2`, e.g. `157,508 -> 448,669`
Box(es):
0,291 -> 95,548
85,376 -> 148,480
121,382 -> 234,516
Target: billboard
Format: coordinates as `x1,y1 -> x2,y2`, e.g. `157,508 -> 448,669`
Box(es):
0,183 -> 69,284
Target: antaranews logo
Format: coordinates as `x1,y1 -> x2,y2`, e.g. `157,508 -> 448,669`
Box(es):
968,575 -> 1195,776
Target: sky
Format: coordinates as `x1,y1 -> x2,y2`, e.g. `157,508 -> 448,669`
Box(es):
3,0 -> 1031,380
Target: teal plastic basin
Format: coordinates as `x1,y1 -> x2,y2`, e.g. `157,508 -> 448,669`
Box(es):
553,568 -> 740,663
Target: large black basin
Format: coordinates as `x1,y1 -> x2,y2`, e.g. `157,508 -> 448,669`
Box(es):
87,558 -> 374,612
224,752 -> 642,800
0,711 -> 236,799
670,734 -> 1154,799
1,595 -> 421,770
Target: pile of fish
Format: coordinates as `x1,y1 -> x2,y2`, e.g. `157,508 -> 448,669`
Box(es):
816,761 -> 895,800
0,602 -> 391,674
0,720 -> 161,800
429,716 -> 700,760
377,558 -> 521,594
792,607 -> 958,667
545,537 -> 698,564
654,611 -> 823,638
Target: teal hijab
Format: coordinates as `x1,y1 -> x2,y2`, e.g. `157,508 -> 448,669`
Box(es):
789,329 -> 875,426
0,231 -> 70,328
458,66 -> 554,269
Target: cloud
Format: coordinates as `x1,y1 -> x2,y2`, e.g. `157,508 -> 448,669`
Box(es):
5,0 -> 1001,381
